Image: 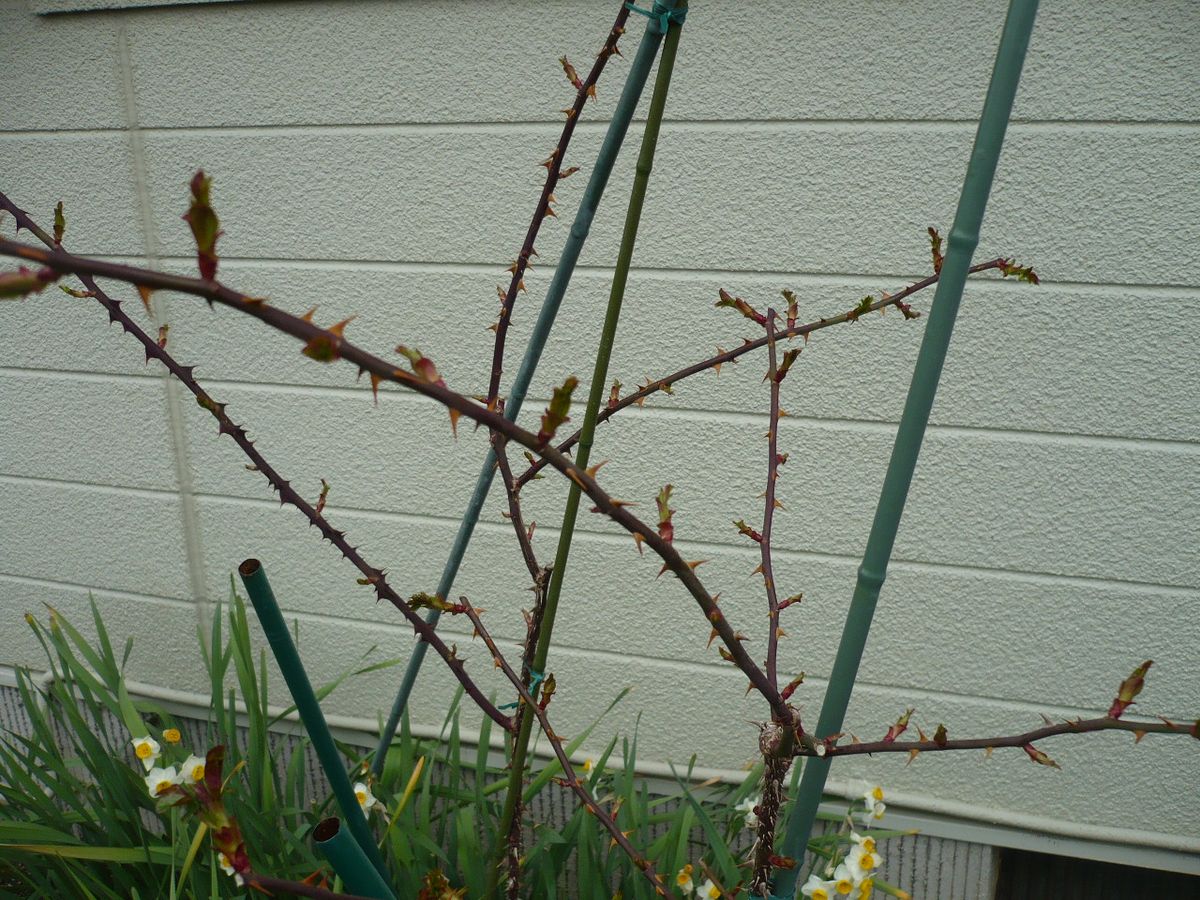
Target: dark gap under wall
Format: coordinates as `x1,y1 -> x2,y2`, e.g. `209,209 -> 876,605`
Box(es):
995,846 -> 1200,900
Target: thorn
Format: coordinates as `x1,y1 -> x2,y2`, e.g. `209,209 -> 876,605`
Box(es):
136,284 -> 155,315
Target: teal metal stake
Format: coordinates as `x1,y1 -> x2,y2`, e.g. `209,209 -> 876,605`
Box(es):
372,0 -> 685,777
769,2 -> 1039,896
487,6 -> 686,891
238,558 -> 393,889
314,817 -> 396,900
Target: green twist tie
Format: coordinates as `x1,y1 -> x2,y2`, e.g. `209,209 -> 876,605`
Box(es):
624,1 -> 686,34
499,669 -> 545,710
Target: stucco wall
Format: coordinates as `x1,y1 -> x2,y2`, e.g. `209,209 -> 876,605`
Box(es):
2,0 -> 1197,856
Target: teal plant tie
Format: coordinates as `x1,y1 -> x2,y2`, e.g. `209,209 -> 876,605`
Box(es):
372,0 -> 685,778
625,1 -> 686,33
498,669 -> 544,710
768,1 -> 1039,897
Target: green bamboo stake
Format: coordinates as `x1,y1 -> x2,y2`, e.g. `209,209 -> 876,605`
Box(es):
313,817 -> 396,900
769,2 -> 1039,896
237,559 -> 393,889
486,6 -> 687,894
372,0 -> 685,778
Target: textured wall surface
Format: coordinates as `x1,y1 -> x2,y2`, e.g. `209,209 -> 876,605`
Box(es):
1,0 -> 1197,859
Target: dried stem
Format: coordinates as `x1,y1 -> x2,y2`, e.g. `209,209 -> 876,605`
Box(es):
802,714 -> 1199,758
749,725 -> 792,897
485,0 -> 631,408
459,604 -> 664,895
761,310 -> 783,691
513,261 -> 1007,488
0,230 -> 789,721
0,194 -> 513,731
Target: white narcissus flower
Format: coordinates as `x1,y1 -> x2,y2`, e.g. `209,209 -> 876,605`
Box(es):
800,873 -> 838,900
130,736 -> 161,772
831,864 -> 857,895
850,831 -> 877,854
675,862 -> 694,894
861,784 -> 886,820
353,781 -> 379,813
734,796 -> 760,829
144,765 -> 179,798
218,851 -> 245,887
181,753 -> 206,784
696,878 -> 721,899
847,844 -> 882,883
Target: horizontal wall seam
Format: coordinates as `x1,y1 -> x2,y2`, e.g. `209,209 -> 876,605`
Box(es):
2,573 -> 1190,729
1,571 -> 1156,723
7,579 -> 1156,723
4,118 -> 1199,140
2,472 -> 1195,597
32,252 -> 1200,295
0,571 -> 195,611
3,366 -> 1196,453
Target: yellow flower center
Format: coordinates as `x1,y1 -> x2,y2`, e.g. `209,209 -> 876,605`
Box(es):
836,877 -> 853,894
153,778 -> 172,796
705,886 -> 721,899
190,764 -> 205,782
163,728 -> 181,744
676,865 -> 693,886
135,743 -> 153,759
813,889 -> 830,900
862,837 -> 876,854
356,789 -> 368,805
859,881 -> 874,900
861,853 -> 877,871
871,786 -> 883,802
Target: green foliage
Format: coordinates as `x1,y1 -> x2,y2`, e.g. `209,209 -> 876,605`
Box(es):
537,376 -> 579,446
183,170 -> 221,281
0,593 -> 329,897
0,266 -> 57,299
998,257 -> 1040,284
714,288 -> 767,326
1,594 -> 871,898
927,225 -> 944,273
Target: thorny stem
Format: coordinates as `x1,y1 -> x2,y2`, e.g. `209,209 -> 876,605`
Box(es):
513,260 -> 1008,488
492,8 -> 688,894
485,0 -> 631,408
761,311 -> 783,691
493,432 -> 542,582
749,729 -> 792,898
800,714 -> 1200,758
489,431 -> 545,896
747,313 -> 792,896
0,229 -> 790,721
459,604 -> 664,895
0,195 -> 514,732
